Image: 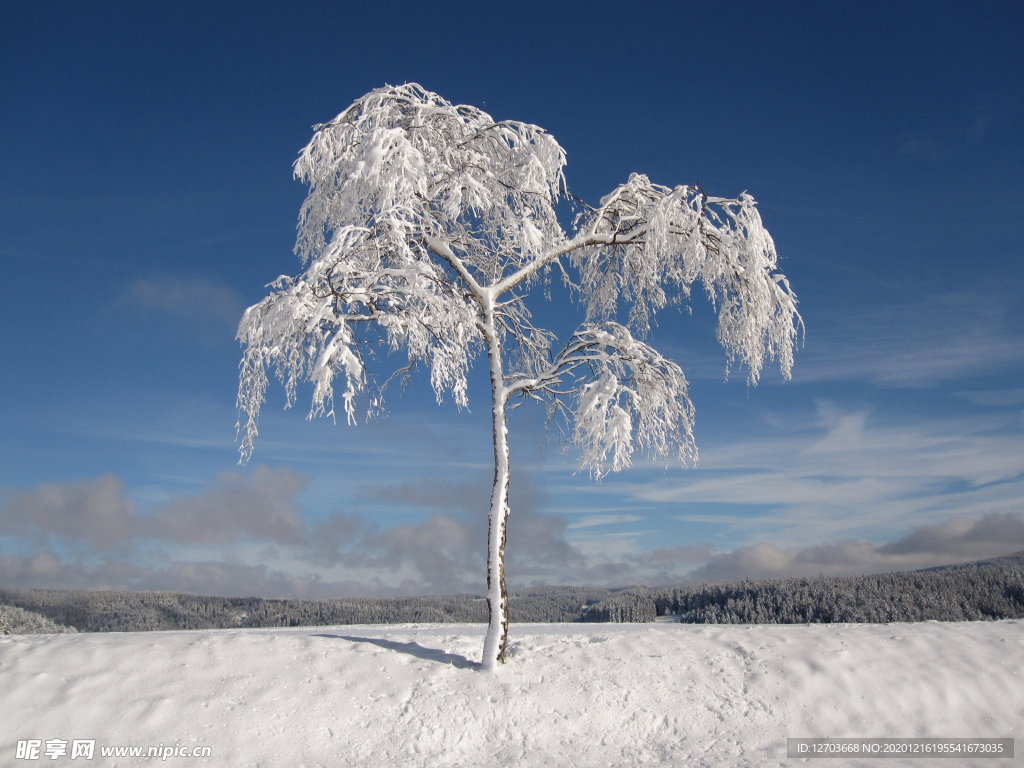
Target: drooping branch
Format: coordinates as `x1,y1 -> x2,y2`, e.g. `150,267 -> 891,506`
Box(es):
570,173 -> 802,383
490,229 -> 644,297
508,322 -> 696,478
236,228 -> 483,463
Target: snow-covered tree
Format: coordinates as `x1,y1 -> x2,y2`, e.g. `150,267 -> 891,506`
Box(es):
237,84 -> 801,670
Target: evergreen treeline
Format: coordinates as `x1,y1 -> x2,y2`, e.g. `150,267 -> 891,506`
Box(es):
0,585 -> 613,633
578,590 -> 658,623
3,551 -> 1021,633
0,603 -> 77,635
582,551 -> 1024,624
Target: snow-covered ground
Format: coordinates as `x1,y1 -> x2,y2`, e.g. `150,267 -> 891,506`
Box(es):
1,620 -> 1020,767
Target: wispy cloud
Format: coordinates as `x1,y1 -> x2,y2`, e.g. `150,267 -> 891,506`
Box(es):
2,417 -> 1022,595
0,552 -> 375,599
898,95 -> 1010,162
793,292 -> 1024,387
567,515 -> 644,530
627,402 -> 1024,548
121,275 -> 244,334
957,388 -> 1024,407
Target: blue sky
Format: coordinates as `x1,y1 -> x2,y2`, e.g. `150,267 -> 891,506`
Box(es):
1,1 -> 1022,597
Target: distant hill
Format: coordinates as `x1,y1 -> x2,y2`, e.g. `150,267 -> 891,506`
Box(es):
919,549 -> 1024,571
0,584 -> 620,633
582,550 -> 1024,624
2,551 -> 1022,632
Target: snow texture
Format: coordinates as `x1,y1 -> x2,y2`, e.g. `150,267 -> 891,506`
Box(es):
1,621 -> 1019,767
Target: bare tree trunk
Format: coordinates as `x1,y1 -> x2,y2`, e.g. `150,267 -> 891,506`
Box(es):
481,300 -> 510,671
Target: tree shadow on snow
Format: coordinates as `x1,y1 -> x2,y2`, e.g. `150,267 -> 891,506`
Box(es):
315,635 -> 479,669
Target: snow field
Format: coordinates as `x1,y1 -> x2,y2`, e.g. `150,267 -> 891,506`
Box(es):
0,620 -> 1020,767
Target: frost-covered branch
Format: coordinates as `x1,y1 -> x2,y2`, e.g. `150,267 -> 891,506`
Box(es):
293,84 -> 568,289
236,226 -> 481,463
572,173 -> 802,383
238,84 -> 579,464
509,323 -> 696,478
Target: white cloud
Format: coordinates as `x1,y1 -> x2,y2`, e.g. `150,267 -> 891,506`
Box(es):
0,467 -> 309,549
0,551 -> 375,599
626,402 -> 1024,549
0,474 -> 137,548
688,513 -> 1024,582
3,405 -> 1022,596
792,292 -> 1024,387
567,515 -> 644,529
149,467 -> 308,545
957,388 -> 1024,407
122,275 -> 244,332
0,471 -> 591,596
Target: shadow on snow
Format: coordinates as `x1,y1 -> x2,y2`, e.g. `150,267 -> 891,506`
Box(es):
315,634 -> 480,670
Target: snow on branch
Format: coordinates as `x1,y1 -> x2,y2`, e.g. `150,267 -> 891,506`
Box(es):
238,84 -> 800,482
292,83 -> 568,287
573,173 -> 802,384
510,323 -> 696,479
236,224 -> 481,464
236,83 -> 578,463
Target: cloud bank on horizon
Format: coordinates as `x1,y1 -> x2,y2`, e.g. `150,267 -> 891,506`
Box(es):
1,467 -> 1021,598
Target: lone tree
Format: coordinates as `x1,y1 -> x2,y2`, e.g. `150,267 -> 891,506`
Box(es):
237,84 -> 801,670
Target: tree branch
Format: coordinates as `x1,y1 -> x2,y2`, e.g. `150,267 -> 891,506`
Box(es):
492,230 -> 643,297
424,234 -> 486,299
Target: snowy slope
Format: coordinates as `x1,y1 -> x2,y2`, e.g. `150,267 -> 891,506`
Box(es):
1,620 -> 1020,767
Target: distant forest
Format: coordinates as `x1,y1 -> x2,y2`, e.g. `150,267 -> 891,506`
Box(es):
582,551 -> 1024,624
0,585 -> 612,633
2,551 -> 1021,634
